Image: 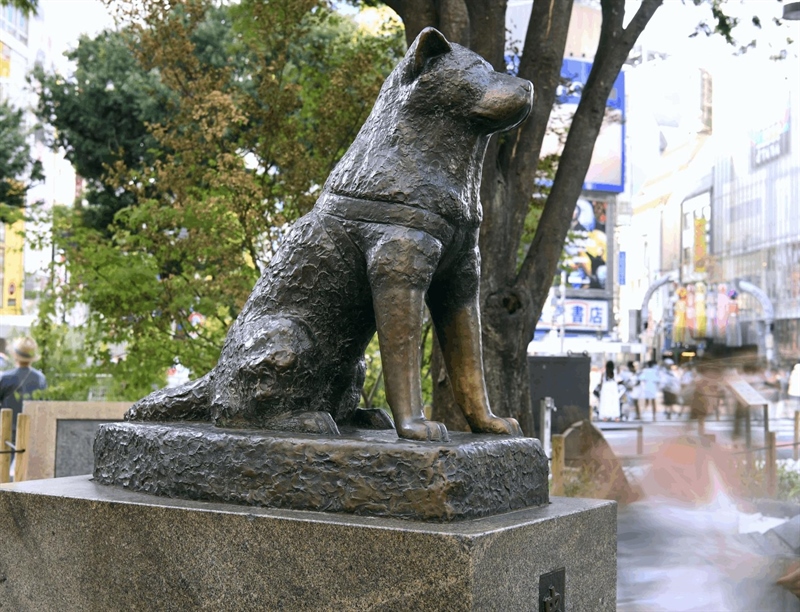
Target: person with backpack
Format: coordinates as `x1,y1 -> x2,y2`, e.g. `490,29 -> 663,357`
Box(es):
0,337 -> 47,436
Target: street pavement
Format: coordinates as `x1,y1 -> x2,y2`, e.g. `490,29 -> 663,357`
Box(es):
599,414 -> 799,461
594,413 -> 800,611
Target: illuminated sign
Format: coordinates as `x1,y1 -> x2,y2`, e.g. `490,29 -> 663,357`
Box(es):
543,59 -> 626,193
751,106 -> 790,168
539,296 -> 610,333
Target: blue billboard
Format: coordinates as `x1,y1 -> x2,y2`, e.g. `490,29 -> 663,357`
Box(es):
546,58 -> 626,193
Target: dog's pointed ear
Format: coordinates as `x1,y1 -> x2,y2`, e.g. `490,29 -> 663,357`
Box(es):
407,27 -> 452,80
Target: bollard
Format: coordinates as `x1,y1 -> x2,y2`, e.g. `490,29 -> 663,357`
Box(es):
794,411 -> 799,462
636,425 -> 643,455
766,431 -> 777,497
539,397 -> 556,459
0,408 -> 12,484
745,407 -> 752,449
551,434 -> 565,496
13,413 -> 30,482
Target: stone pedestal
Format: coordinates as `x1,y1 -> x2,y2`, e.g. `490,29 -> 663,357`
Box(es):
94,423 -> 549,521
0,476 -> 616,611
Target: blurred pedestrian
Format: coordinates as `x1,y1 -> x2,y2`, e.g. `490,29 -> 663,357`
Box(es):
0,337 -> 47,436
690,363 -> 723,423
789,364 -> 800,400
597,360 -> 621,421
679,362 -> 697,417
620,361 -> 641,420
639,360 -> 660,421
661,359 -> 681,420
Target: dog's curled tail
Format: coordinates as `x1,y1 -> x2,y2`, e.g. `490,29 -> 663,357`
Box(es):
125,372 -> 212,422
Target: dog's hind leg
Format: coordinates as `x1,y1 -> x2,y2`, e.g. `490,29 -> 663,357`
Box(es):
428,296 -> 521,436
426,242 -> 522,437
126,372 -> 212,422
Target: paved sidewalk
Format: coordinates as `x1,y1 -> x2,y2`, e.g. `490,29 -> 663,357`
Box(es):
595,417 -> 800,611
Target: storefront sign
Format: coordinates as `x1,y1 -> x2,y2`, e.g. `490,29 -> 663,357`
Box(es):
751,106 -> 791,168
543,58 -> 625,193
539,297 -> 610,333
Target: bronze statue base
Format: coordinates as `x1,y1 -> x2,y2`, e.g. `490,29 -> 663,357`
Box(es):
93,422 -> 548,521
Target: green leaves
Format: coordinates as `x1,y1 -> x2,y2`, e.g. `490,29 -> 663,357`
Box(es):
31,28 -> 168,232
0,0 -> 37,14
0,99 -> 43,223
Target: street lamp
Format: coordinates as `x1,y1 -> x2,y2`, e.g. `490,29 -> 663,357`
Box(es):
784,3 -> 800,20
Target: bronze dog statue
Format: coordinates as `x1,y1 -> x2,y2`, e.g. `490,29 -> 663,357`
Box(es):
127,27 -> 532,442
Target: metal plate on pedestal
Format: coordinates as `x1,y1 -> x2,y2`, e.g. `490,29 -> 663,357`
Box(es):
539,567 -> 566,612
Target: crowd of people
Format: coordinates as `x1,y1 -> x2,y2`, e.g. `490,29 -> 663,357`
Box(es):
593,359 -> 680,421
591,357 -> 797,423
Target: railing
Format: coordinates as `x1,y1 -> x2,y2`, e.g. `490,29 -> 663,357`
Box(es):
731,434 -> 800,497
596,423 -> 644,456
723,375 -> 770,449
550,412 -> 800,497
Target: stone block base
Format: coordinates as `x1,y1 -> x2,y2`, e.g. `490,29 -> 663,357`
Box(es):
0,476 -> 616,611
93,422 -> 549,521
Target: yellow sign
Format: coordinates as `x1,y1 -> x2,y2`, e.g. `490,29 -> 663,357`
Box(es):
694,217 -> 707,273
0,43 -> 10,78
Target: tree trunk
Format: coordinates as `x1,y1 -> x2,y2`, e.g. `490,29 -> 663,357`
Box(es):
472,0 -> 574,424
481,284 -> 536,433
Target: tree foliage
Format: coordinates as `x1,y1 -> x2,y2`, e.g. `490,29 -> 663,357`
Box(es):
0,0 -> 37,14
33,29 -> 168,232
32,0 -> 404,400
0,100 -> 44,223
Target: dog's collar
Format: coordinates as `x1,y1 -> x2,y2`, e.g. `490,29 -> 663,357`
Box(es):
317,192 -> 455,245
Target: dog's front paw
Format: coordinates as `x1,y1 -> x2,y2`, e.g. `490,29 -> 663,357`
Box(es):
397,418 -> 450,442
471,415 -> 523,437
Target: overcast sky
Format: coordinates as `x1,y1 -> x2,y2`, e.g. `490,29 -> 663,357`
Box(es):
38,0 -> 114,70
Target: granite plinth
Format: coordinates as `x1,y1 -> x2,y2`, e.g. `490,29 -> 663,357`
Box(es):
93,422 -> 548,521
0,476 -> 617,611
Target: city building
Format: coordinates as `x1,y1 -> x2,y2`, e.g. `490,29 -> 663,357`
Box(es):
618,7 -> 800,366
0,4 -> 80,352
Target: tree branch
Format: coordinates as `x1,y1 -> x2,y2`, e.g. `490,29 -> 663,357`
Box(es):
439,0 -> 470,47
517,0 -> 663,324
600,0 -> 625,36
623,0 -> 664,48
478,0 -> 573,296
464,0 -> 506,68
385,0 -> 438,45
